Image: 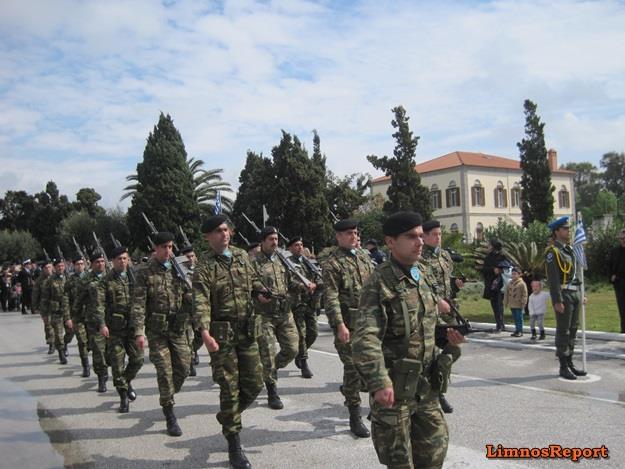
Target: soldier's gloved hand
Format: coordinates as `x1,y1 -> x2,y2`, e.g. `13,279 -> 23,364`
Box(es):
374,387 -> 395,408
337,323 -> 350,344
65,319 -> 73,330
446,328 -> 465,345
135,335 -> 145,350
201,329 -> 219,352
554,302 -> 565,314
100,325 -> 109,338
437,299 -> 451,314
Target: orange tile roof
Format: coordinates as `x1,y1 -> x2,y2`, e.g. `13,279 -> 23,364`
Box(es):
371,151 -> 574,183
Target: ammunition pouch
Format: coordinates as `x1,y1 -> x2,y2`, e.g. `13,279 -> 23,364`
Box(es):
211,320 -> 234,344
108,312 -> 128,332
147,313 -> 169,335
169,312 -> 189,334
431,353 -> 453,394
246,314 -> 263,341
390,358 -> 422,401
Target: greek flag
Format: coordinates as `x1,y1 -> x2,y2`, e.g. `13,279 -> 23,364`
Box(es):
572,217 -> 587,270
213,190 -> 222,215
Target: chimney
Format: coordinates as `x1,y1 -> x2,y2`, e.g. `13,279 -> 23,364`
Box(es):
547,149 -> 558,171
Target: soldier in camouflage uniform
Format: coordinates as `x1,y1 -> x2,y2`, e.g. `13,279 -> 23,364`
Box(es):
130,232 -> 191,437
33,260 -> 54,354
181,244 -> 202,377
66,256 -> 91,377
353,212 -> 464,469
287,236 -> 321,379
420,220 -> 463,414
193,215 -> 264,469
545,216 -> 587,380
78,252 -> 110,392
321,218 -> 374,438
93,246 -> 144,413
252,226 -> 312,410
41,258 -> 72,365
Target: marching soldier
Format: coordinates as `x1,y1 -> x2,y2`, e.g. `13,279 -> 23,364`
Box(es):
41,258 -> 72,365
322,218 -> 374,438
545,216 -> 587,380
93,246 -> 144,413
180,244 -> 202,377
252,226 -> 313,410
33,260 -> 54,354
66,256 -> 91,377
420,220 -> 462,414
130,232 -> 191,437
353,212 -> 464,469
193,215 -> 264,469
287,236 -> 320,379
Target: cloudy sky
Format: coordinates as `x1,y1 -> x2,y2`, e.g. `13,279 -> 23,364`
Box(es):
1,0 -> 625,208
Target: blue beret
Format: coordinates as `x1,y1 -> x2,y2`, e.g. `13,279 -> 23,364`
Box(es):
548,216 -> 570,232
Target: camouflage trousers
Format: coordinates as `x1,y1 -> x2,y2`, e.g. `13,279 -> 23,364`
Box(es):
210,334 -> 263,436
41,312 -> 53,345
147,331 -> 190,407
72,320 -> 90,360
293,304 -> 318,360
87,325 -> 109,377
370,389 -> 449,469
555,290 -> 580,358
50,313 -> 71,351
108,333 -> 144,391
334,331 -> 366,407
258,312 -> 298,385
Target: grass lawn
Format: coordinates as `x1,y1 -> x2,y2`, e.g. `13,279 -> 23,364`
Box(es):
457,282 -> 623,333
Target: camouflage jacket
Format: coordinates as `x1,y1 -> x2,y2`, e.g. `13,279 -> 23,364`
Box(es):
352,258 -> 438,392
545,240 -> 578,304
252,250 -> 305,315
420,244 -> 453,299
129,258 -> 188,337
78,271 -> 107,329
41,273 -> 70,321
287,255 -> 322,309
193,246 -> 262,332
91,269 -> 133,333
32,273 -> 49,314
321,246 -> 375,328
65,271 -> 87,321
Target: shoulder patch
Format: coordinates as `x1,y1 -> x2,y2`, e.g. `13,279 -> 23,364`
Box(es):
546,252 -> 554,263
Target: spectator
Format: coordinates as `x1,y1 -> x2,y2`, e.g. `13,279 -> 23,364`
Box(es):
489,262 -> 505,332
1,271 -> 11,312
365,239 -> 387,265
482,239 -> 507,330
609,228 -> 625,333
504,267 -> 528,337
528,279 -> 549,340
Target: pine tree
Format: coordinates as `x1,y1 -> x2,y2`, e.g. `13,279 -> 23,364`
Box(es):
127,113 -> 200,250
518,100 -> 554,226
367,106 -> 431,219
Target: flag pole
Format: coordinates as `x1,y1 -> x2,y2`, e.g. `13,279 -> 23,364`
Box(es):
577,211 -> 587,373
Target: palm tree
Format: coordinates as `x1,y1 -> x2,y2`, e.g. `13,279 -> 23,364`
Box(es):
121,157 -> 233,214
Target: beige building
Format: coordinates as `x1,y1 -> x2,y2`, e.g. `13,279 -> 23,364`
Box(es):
371,149 -> 575,242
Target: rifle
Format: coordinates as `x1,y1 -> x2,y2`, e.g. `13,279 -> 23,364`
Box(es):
72,236 -> 87,261
109,233 -> 136,284
43,248 -> 50,262
237,231 -> 251,246
329,210 -> 339,223
142,212 -> 191,290
56,245 -> 65,261
435,300 -> 490,347
92,232 -> 111,269
178,225 -> 191,247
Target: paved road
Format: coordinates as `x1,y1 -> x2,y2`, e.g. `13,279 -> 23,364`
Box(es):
0,311 -> 623,468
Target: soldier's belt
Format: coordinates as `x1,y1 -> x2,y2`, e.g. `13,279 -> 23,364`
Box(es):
562,285 -> 578,291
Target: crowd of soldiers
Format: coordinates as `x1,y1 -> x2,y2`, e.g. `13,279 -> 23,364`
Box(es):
7,209 -> 589,469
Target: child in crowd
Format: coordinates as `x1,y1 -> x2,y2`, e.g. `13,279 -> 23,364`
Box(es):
528,279 -> 549,340
504,267 -> 528,337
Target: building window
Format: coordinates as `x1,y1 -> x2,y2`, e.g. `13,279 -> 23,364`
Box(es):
430,184 -> 442,210
471,180 -> 485,207
511,183 -> 521,208
446,180 -> 461,208
475,222 -> 484,242
494,181 -> 507,208
558,185 -> 570,208
450,223 -> 459,234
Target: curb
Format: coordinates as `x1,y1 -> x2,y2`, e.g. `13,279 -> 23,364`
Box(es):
472,322 -> 625,343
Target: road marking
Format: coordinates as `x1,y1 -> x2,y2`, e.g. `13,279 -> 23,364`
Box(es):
558,373 -> 602,384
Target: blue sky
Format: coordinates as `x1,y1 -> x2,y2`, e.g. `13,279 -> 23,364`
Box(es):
1,0 -> 625,208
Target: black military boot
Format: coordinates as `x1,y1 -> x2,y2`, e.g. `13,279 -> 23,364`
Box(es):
294,356 -> 301,369
58,349 -> 68,365
558,356 -> 576,380
189,362 -> 197,377
439,393 -> 454,414
226,433 -> 252,469
162,405 -> 182,437
63,343 -> 69,357
567,356 -> 587,376
118,389 -> 129,413
299,359 -> 313,379
348,406 -> 370,438
97,374 -> 108,393
47,344 -> 54,355
127,382 -> 137,401
530,329 -> 537,341
193,351 -> 200,366
539,330 -> 546,340
266,382 -> 284,410
81,356 -> 91,378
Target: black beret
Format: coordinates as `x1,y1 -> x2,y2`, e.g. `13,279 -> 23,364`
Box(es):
180,244 -> 194,254
110,246 -> 128,259
201,215 -> 230,233
73,255 -> 85,263
247,242 -> 260,251
90,251 -> 105,262
260,226 -> 278,240
333,218 -> 359,232
383,212 -> 423,237
422,219 -> 441,232
52,258 -> 64,266
287,236 -> 303,247
153,231 -> 175,246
